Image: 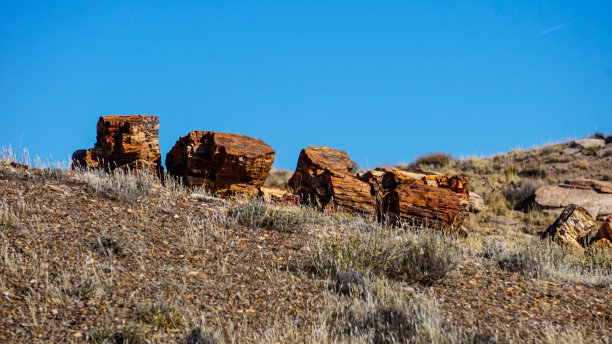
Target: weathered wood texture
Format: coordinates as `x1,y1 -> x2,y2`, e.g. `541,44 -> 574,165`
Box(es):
166,131 -> 275,196
383,180 -> 470,232
72,115 -> 162,175
541,204 -> 596,250
289,146 -> 375,215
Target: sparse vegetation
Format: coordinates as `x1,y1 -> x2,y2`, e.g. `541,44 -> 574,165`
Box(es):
311,227 -> 460,285
227,200 -> 307,233
136,303 -> 185,330
412,152 -> 454,168
264,168 -> 293,188
0,203 -> 17,226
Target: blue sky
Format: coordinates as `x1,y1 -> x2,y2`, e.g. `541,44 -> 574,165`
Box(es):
1,1 -> 611,169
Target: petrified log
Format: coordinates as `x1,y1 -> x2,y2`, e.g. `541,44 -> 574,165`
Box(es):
383,180 -> 469,232
541,204 -> 596,250
72,115 -> 162,175
289,146 -> 375,215
258,186 -> 301,205
165,131 -> 275,197
593,215 -> 612,243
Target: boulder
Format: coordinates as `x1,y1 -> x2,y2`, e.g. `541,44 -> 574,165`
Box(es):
166,131 -> 275,197
596,143 -> 612,158
593,215 -> 612,243
258,186 -> 301,205
289,146 -> 376,215
573,138 -> 605,150
468,192 -> 486,213
541,204 -> 596,250
383,180 -> 470,232
534,179 -> 612,220
561,147 -> 581,156
72,115 -> 162,175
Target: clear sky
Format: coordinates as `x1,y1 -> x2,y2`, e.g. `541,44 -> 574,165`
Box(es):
1,1 -> 611,169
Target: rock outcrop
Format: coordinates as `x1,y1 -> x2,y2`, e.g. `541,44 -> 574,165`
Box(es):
534,179 -> 612,220
72,115 -> 162,175
165,131 -> 275,197
593,215 -> 612,244
468,192 -> 486,213
289,146 -> 376,215
541,204 -> 596,250
572,138 -> 605,150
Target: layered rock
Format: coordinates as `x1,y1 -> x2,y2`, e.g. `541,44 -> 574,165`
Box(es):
534,179 -> 612,220
165,131 -> 275,197
383,179 -> 470,232
289,146 -> 376,215
541,204 -> 596,250
72,115 -> 162,175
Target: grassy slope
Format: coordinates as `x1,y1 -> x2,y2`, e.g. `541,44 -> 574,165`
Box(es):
0,139 -> 611,343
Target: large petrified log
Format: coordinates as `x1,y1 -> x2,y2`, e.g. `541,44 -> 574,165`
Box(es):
541,204 -> 596,250
72,115 -> 162,175
383,179 -> 470,232
166,131 -> 275,197
289,146 -> 375,215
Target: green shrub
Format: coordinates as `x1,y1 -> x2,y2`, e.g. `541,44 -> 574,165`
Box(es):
501,179 -> 541,209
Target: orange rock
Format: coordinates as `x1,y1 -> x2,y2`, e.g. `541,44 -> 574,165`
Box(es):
258,186 -> 301,205
166,131 -> 275,197
593,215 -> 612,242
289,146 -> 375,215
383,181 -> 470,232
72,115 -> 162,175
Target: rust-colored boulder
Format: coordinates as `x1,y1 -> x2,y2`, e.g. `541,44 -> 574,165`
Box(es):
289,146 -> 375,215
72,115 -> 162,175
258,186 -> 301,205
541,204 -> 597,250
593,215 -> 612,243
383,180 -> 470,232
165,131 -> 275,197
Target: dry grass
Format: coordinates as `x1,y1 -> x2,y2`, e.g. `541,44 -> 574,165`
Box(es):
264,168 -> 293,188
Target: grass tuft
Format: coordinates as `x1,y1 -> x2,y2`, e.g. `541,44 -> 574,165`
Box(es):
136,303 -> 185,330
227,200 -> 305,233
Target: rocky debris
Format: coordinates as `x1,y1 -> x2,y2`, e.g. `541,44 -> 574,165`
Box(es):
166,131 -> 275,197
573,138 -> 605,150
591,238 -> 612,249
596,143 -> 612,158
258,186 -> 301,205
72,115 -> 162,175
289,146 -> 376,215
541,204 -> 596,250
469,192 -> 486,213
383,180 -> 470,232
534,179 -> 612,220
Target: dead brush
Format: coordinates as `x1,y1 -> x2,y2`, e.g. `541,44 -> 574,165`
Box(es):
88,326 -> 150,344
227,199 -> 306,233
91,236 -> 125,257
311,227 -> 460,285
0,203 -> 18,227
80,167 -> 157,202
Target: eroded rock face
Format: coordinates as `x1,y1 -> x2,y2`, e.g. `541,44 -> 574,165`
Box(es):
593,215 -> 612,243
165,131 -> 275,196
542,204 -> 596,250
72,115 -> 162,175
289,146 -> 375,215
535,179 -> 612,220
383,179 -> 470,232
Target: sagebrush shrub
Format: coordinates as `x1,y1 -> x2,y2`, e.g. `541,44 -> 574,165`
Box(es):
412,152 -> 454,168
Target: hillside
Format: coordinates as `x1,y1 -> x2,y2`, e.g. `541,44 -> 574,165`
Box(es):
1,137 -> 611,343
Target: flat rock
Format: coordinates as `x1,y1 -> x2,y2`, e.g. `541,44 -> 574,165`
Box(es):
166,131 -> 275,197
534,179 -> 612,219
573,138 -> 605,150
542,204 -> 596,250
561,147 -> 581,156
72,115 -> 162,175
